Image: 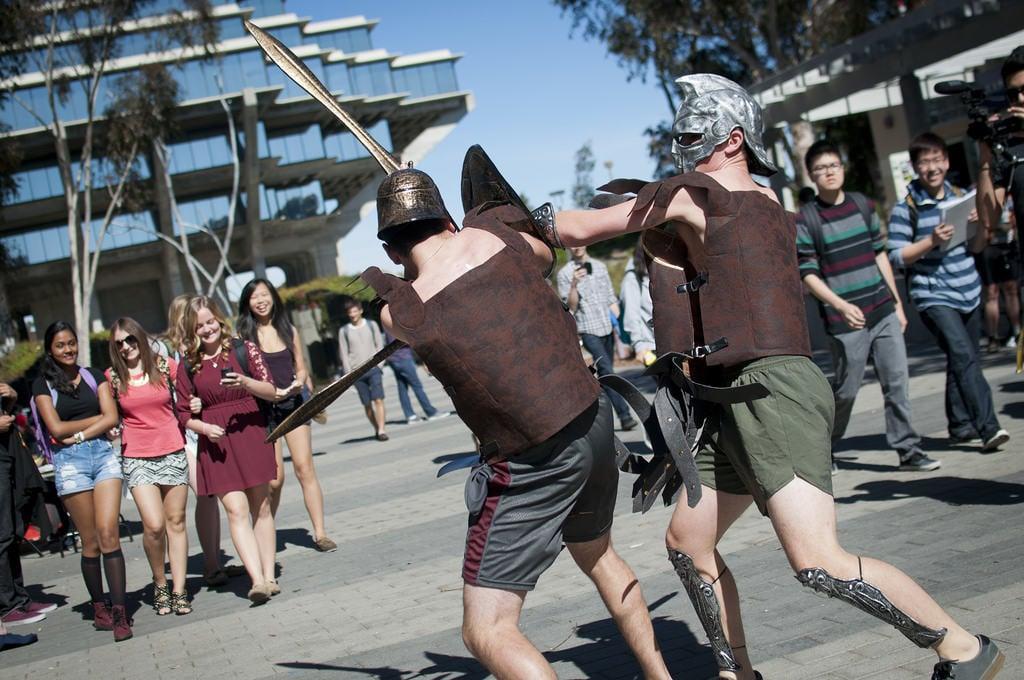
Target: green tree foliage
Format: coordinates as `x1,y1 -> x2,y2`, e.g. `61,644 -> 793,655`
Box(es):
552,0 -> 902,179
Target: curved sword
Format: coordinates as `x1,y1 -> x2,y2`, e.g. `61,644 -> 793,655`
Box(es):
266,340 -> 406,442
244,19 -> 400,174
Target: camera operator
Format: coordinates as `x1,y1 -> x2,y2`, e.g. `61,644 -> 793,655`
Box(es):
977,46 -> 1024,267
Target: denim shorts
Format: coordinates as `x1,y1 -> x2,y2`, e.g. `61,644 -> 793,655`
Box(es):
52,438 -> 122,496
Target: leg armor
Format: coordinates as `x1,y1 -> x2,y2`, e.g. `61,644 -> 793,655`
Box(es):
668,549 -> 741,672
796,557 -> 947,649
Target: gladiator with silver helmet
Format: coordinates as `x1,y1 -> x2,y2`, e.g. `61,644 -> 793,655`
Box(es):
670,73 -> 777,176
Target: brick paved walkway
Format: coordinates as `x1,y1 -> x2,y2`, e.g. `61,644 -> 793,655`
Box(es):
3,348 -> 1022,679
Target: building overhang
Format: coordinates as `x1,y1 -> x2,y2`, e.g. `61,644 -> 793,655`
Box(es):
749,0 -> 1024,126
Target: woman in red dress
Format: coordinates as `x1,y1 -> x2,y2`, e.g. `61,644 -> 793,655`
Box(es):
175,296 -> 299,605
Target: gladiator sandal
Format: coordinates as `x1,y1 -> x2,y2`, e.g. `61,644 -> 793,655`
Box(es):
170,591 -> 192,616
152,583 -> 172,616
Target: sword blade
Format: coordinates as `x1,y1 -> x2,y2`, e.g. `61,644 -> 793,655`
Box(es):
244,20 -> 400,174
265,340 -> 406,442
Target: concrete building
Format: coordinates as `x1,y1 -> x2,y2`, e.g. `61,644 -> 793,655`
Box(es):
750,0 -> 1022,209
0,0 -> 471,334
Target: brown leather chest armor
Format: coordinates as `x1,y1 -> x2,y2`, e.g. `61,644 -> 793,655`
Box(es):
636,173 -> 811,368
362,204 -> 600,458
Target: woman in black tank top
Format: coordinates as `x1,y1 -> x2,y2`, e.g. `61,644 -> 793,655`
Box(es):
236,279 -> 336,553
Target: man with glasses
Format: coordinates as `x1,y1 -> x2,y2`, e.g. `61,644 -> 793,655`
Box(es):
796,140 -> 936,473
977,45 -> 1024,330
888,132 -> 1009,452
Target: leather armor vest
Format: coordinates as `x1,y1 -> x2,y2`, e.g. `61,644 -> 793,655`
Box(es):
637,173 -> 811,368
362,204 -> 600,458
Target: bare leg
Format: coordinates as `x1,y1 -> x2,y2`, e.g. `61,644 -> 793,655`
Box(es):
666,484 -> 757,680
217,490 -> 264,587
372,399 -> 387,436
1000,280 -> 1020,332
161,484 -> 189,595
268,442 -> 285,518
462,584 -> 556,678
62,491 -> 99,558
567,533 -> 671,679
130,484 -> 168,587
284,424 -> 328,540
187,444 -> 223,576
363,403 -> 378,433
983,283 -> 1000,338
769,478 -> 980,662
245,484 -> 277,584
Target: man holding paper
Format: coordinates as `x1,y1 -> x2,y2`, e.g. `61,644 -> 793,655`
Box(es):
887,132 -> 1010,452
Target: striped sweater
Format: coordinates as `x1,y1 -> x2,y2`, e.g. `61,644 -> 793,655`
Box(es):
796,194 -> 894,334
886,180 -> 980,313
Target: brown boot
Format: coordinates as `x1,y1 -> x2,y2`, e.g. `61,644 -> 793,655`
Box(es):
92,601 -> 113,631
111,605 -> 133,642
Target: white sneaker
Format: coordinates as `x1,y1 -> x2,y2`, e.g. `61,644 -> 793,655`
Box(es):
981,429 -> 1010,452
1007,334 -> 1018,350
405,415 -> 421,424
427,411 -> 452,422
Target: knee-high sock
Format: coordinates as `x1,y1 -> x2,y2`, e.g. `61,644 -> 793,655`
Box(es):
81,555 -> 105,602
102,550 -> 127,607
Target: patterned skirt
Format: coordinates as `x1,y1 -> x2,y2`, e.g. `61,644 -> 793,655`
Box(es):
122,449 -> 189,489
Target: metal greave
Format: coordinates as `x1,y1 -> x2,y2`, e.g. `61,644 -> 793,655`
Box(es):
667,549 -> 741,672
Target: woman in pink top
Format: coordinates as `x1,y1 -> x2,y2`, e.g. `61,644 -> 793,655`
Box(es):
107,318 -> 191,616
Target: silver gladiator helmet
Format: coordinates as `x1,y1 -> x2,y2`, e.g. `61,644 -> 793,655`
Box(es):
671,74 -> 777,176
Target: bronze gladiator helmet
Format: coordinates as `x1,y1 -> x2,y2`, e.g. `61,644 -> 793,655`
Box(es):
376,167 -> 452,240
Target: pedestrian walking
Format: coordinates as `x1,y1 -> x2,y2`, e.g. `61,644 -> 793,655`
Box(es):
338,299 -> 389,441
383,331 -> 446,424
237,278 -> 336,553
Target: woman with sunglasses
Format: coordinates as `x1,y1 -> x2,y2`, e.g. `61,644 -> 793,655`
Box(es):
177,296 -> 298,605
107,318 -> 191,616
31,322 -> 129,640
236,278 -> 335,553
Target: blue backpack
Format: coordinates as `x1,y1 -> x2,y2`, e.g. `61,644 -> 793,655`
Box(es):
29,367 -> 99,462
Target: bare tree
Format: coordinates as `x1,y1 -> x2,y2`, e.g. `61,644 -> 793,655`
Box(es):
0,0 -> 217,363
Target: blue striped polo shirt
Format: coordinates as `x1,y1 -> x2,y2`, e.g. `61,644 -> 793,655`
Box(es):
886,180 -> 980,313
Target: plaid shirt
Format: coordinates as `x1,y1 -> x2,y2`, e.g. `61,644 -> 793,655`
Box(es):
557,258 -> 616,337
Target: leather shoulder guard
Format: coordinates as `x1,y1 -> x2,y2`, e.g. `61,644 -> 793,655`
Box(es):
461,145 -> 562,251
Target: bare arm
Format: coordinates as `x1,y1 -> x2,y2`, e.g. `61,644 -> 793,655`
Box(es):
555,187 -> 706,247
74,382 -> 119,441
34,394 -> 102,439
976,144 -> 1007,234
291,327 -> 310,388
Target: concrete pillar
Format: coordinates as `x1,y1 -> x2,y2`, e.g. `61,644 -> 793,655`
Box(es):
242,88 -> 266,278
899,73 -> 929,139
151,142 -> 186,298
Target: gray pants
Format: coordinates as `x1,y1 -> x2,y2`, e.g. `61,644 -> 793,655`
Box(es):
829,311 -> 921,458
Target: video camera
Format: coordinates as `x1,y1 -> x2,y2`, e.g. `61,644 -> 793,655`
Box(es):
934,80 -> 1022,160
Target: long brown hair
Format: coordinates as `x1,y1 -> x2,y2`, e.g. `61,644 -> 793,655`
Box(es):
163,294 -> 192,354
183,295 -> 233,374
108,317 -> 164,394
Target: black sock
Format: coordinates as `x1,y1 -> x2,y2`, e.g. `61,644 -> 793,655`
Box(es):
81,555 -> 105,602
102,550 -> 127,607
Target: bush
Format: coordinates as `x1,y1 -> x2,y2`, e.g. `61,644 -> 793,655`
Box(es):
0,341 -> 42,383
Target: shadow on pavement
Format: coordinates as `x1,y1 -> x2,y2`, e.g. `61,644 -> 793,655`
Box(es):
836,476 -> 1024,506
277,527 -> 317,552
275,593 -> 711,679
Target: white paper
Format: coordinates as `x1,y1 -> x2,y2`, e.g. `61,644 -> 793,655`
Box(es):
938,189 -> 977,251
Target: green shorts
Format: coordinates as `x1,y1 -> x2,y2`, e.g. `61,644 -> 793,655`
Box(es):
695,355 -> 834,515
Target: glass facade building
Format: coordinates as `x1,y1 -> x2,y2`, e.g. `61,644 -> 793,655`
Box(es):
0,1 -> 468,332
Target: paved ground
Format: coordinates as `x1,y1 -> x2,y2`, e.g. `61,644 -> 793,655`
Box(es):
4,346 -> 1023,679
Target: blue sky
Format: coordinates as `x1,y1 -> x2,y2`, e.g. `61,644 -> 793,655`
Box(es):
287,0 -> 670,273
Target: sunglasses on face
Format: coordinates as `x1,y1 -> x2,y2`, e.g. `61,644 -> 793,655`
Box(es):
115,335 -> 138,349
1007,86 -> 1024,101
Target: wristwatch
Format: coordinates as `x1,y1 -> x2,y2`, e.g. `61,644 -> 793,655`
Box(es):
74,431 -> 85,445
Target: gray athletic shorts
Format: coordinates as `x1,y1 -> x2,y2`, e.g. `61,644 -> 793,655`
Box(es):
462,395 -> 618,591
